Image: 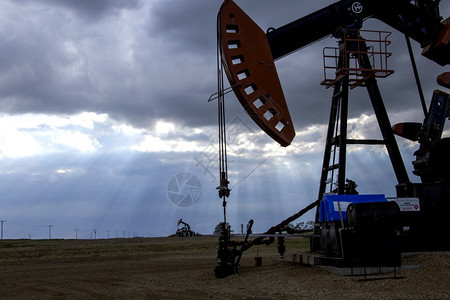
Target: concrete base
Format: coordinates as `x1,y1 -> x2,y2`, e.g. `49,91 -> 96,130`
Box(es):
285,252 -> 320,265
320,265 -> 397,276
285,252 -> 344,267
285,252 -> 418,276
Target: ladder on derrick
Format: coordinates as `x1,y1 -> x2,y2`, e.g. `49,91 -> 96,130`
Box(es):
318,29 -> 410,200
311,30 -> 410,249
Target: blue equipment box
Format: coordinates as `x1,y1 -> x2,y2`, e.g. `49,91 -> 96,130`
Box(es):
319,194 -> 387,222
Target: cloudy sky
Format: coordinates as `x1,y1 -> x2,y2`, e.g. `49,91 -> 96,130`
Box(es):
0,0 -> 448,239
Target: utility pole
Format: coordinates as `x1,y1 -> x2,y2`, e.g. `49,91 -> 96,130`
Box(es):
1,220 -> 6,240
107,230 -> 110,239
74,229 -> 78,239
93,229 -> 97,240
48,225 -> 53,239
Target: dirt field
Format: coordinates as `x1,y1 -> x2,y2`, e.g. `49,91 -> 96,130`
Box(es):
0,235 -> 448,299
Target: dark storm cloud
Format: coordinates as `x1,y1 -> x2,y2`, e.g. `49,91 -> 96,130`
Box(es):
149,0 -> 219,53
0,1 -> 156,131
12,0 -> 142,21
0,2 -> 102,114
0,0 -> 333,132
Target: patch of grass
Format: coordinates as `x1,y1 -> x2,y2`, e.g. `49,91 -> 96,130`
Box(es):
0,235 -> 311,262
0,242 -> 16,248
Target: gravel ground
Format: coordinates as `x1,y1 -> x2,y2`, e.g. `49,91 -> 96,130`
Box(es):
0,236 -> 448,299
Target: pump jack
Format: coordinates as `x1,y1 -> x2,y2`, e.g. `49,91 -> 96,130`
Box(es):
214,0 -> 449,277
176,219 -> 196,237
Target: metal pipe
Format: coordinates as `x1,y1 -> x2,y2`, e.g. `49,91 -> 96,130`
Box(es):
405,35 -> 427,117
